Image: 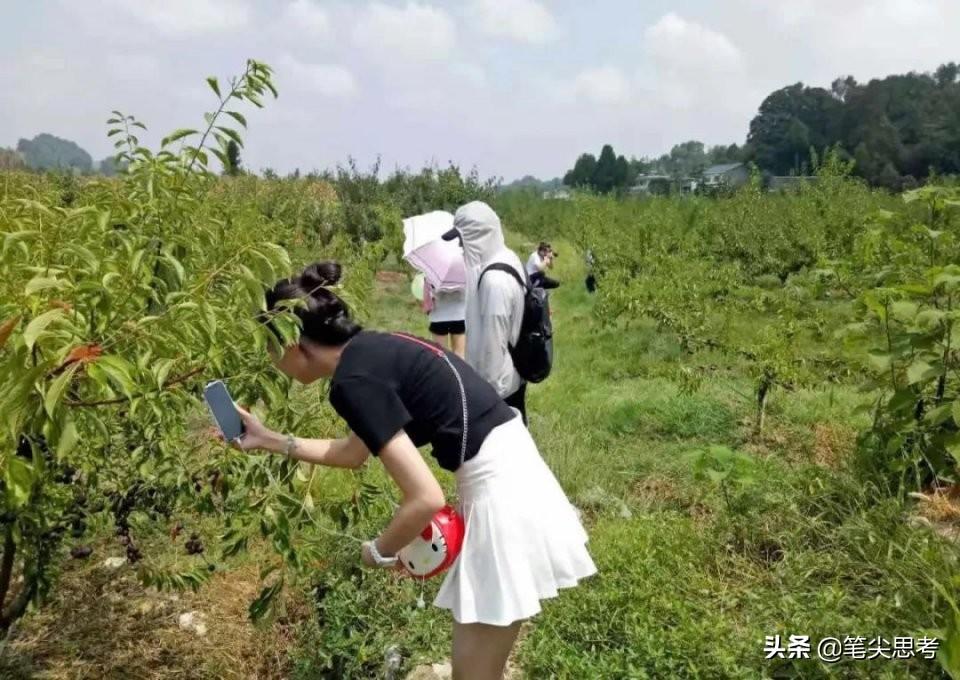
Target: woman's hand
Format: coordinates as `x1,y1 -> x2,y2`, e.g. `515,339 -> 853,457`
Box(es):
360,541 -> 377,568
231,406 -> 284,453
360,540 -> 403,571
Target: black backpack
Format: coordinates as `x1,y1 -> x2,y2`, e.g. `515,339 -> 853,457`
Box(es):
478,263 -> 553,383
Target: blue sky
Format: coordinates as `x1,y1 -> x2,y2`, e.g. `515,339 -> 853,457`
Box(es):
2,0 -> 959,181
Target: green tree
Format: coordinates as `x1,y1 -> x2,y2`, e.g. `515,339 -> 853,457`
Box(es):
224,140 -> 242,176
935,62 -> 959,88
16,134 -> 93,172
563,153 -> 597,188
592,144 -> 620,193
747,83 -> 842,175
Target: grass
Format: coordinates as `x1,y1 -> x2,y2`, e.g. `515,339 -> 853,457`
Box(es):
4,236 -> 959,678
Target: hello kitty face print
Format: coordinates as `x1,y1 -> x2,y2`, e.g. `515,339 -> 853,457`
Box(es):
398,505 -> 465,579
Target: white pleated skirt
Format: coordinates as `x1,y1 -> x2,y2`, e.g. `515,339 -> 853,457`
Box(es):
434,413 -> 597,626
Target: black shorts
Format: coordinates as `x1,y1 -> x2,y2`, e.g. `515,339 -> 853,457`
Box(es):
429,320 -> 465,336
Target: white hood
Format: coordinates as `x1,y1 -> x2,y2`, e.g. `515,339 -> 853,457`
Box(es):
453,201 -> 525,398
454,201 -> 507,271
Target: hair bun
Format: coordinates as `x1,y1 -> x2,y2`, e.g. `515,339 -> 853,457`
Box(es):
300,261 -> 342,288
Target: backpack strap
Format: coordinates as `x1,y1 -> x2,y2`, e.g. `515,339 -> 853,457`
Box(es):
479,262 -> 528,291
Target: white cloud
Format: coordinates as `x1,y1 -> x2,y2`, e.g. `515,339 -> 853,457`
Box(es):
637,13 -> 749,114
449,63 -> 487,88
644,13 -> 743,75
103,0 -> 251,36
279,0 -> 330,36
352,2 -> 456,64
571,67 -> 630,105
734,0 -> 960,84
106,53 -> 162,83
469,0 -> 558,45
276,54 -> 357,98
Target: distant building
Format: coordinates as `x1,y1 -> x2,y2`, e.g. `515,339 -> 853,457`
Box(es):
703,163 -> 749,189
542,188 -> 572,200
768,175 -> 817,191
629,174 -> 672,196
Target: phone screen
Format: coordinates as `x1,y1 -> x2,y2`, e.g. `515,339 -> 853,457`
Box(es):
203,380 -> 244,442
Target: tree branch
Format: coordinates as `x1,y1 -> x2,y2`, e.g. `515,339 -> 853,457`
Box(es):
0,527 -> 14,610
65,366 -> 204,408
0,579 -> 37,633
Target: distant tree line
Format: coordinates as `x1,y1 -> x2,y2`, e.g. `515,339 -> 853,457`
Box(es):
561,141 -> 745,194
4,133 -> 124,176
560,61 -> 960,192
748,63 -> 960,188
3,133 -> 235,177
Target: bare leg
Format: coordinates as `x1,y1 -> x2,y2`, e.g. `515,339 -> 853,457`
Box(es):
452,620 -> 523,680
451,333 -> 466,359
433,333 -> 449,349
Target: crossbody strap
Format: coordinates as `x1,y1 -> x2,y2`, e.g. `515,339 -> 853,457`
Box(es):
479,262 -> 528,291
391,333 -> 469,470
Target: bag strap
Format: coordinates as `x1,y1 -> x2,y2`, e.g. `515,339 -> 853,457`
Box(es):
479,262 -> 528,292
391,333 -> 469,470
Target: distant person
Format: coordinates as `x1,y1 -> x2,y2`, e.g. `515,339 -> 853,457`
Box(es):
526,241 -> 553,277
444,202 -> 530,422
423,282 -> 466,358
228,261 -> 595,679
526,241 -> 561,290
585,248 -> 597,293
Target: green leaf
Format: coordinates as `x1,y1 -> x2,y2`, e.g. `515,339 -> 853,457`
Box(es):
705,469 -> 727,483
56,417 -> 80,460
936,603 -> 960,678
926,404 -> 954,426
25,276 -> 72,295
211,147 -> 229,169
154,359 -> 176,388
888,389 -> 917,414
97,356 -> 137,397
225,111 -> 247,128
207,76 -> 221,98
45,363 -> 80,417
203,303 -> 217,337
916,309 -> 947,330
215,126 -> 244,147
249,580 -> 284,623
4,457 -> 33,509
161,128 -> 199,147
24,309 -> 66,351
890,301 -> 919,321
933,273 -> 960,290
907,360 -> 939,385
162,253 -> 185,286
867,352 -> 892,374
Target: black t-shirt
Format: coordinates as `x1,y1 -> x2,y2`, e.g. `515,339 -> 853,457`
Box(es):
329,331 -> 516,472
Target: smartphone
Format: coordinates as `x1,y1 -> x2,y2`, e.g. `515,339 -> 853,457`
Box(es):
203,380 -> 244,442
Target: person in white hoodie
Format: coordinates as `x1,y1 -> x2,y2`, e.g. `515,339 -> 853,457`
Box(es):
443,201 -> 529,422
